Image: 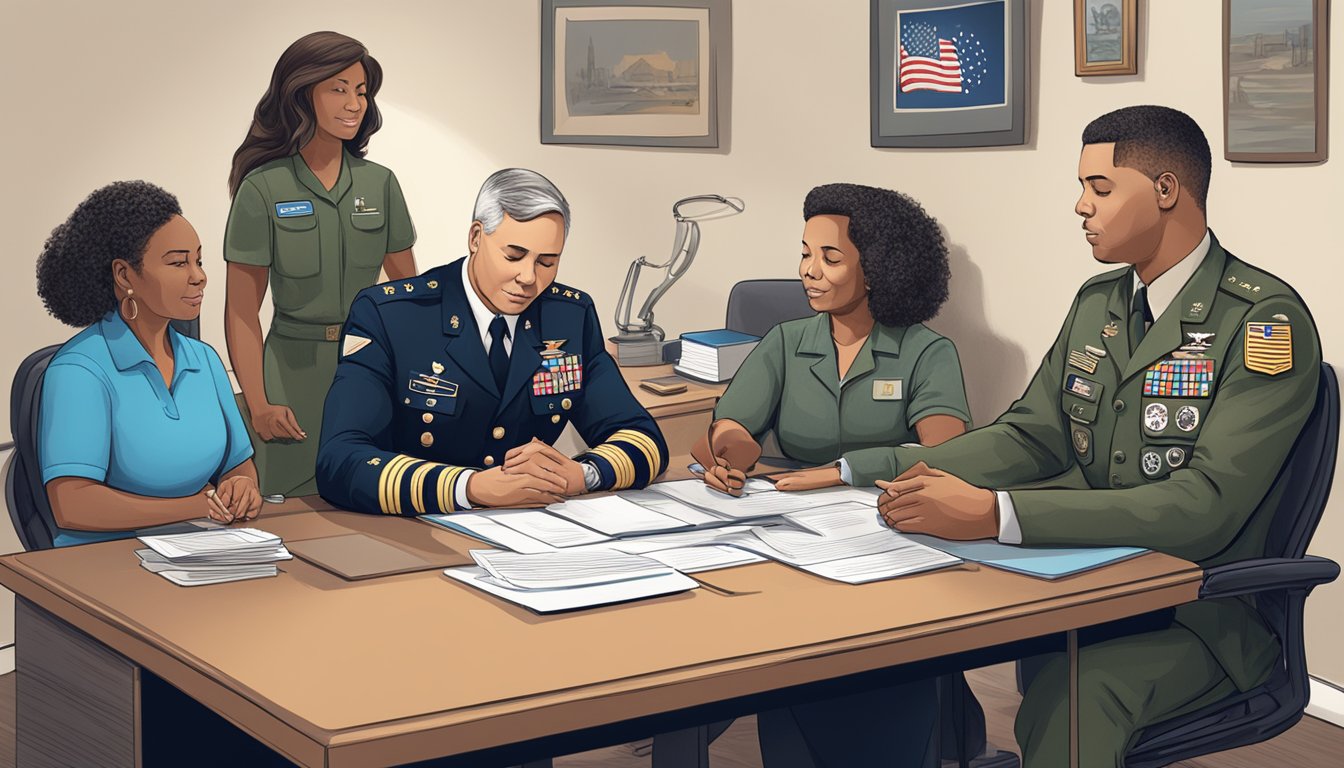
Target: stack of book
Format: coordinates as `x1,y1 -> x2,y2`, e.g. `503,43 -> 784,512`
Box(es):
674,329 -> 760,383
136,528 -> 292,587
609,335 -> 664,366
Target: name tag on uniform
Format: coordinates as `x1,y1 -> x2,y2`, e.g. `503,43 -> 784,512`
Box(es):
275,201 -> 314,218
872,379 -> 903,400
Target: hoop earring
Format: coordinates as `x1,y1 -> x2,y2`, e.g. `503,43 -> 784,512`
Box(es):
120,289 -> 138,321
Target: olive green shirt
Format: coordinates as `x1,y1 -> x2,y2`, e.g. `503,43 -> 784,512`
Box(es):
843,234 -> 1321,691
223,151 -> 416,325
715,313 -> 970,464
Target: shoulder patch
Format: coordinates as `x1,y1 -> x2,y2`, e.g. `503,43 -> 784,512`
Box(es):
1219,256 -> 1294,302
544,282 -> 592,304
364,276 -> 443,303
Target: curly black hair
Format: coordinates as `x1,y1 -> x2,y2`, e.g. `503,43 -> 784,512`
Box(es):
803,183 -> 950,328
36,181 -> 182,327
1082,105 -> 1212,211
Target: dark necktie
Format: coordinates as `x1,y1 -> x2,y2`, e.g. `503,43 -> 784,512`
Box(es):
1129,284 -> 1154,354
488,315 -> 511,392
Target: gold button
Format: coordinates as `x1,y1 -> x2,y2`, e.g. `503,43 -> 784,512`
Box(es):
561,397 -> 572,411
422,413 -> 434,424
551,414 -> 561,424
420,432 -> 434,447
483,455 -> 495,466
492,426 -> 505,440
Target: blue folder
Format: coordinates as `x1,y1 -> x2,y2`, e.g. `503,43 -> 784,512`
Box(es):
904,535 -> 1148,579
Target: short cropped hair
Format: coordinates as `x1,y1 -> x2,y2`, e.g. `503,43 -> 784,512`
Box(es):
472,168 -> 571,236
36,181 -> 182,327
1082,105 -> 1212,211
803,183 -> 950,328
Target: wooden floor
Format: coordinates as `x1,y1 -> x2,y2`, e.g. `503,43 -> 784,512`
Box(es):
0,665 -> 1338,766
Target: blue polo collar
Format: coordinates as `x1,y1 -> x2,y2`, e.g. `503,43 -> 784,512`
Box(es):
100,311 -> 200,375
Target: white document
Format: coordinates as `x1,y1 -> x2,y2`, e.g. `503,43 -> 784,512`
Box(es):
742,528 -> 913,566
619,488 -> 722,526
421,513 -> 557,554
648,479 -> 819,520
798,546 -> 961,584
470,548 -> 673,589
608,525 -> 755,554
444,566 -> 697,613
547,495 -> 691,536
137,549 -> 278,586
643,545 -> 767,573
785,502 -> 888,538
484,510 -> 612,548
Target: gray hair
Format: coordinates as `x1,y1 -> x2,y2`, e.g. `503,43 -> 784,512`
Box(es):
472,168 -> 571,236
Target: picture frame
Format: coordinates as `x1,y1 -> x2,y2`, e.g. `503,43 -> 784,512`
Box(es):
1223,0 -> 1329,163
870,0 -> 1028,148
540,0 -> 731,148
1074,0 -> 1138,76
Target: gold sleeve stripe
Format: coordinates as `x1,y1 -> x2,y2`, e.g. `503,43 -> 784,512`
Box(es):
378,454 -> 418,515
390,456 -> 420,516
409,462 -> 440,515
437,466 -> 468,512
590,444 -> 635,490
609,429 -> 662,478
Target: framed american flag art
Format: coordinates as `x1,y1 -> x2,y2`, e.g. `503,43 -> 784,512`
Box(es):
870,0 -> 1028,147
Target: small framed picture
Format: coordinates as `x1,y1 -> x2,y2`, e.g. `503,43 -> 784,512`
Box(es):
1074,0 -> 1138,76
870,0 -> 1029,148
1223,0 -> 1329,163
541,0 -> 732,148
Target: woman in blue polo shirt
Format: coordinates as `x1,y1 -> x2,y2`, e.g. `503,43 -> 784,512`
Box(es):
35,181 -> 262,547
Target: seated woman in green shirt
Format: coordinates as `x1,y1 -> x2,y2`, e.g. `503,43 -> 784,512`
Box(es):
693,182 -> 970,494
692,183 -> 973,768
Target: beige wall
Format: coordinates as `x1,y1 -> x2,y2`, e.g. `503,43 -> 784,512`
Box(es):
2,0 -> 1342,681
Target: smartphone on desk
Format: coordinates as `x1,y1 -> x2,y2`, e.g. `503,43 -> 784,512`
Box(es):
640,374 -> 689,396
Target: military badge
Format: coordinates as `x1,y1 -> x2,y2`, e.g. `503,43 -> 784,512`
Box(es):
540,340 -> 568,359
525,320 -> 533,330
1165,447 -> 1187,469
450,315 -> 460,329
403,282 -> 414,292
1141,450 -> 1163,478
427,280 -> 439,289
1067,350 -> 1098,374
1175,405 -> 1200,432
1144,403 -> 1169,432
1102,322 -> 1119,338
432,361 -> 445,375
531,353 -> 584,395
1143,358 -> 1214,397
1071,426 -> 1091,455
1180,332 -> 1215,352
1245,322 -> 1293,375
1084,345 -> 1107,358
367,457 -> 382,466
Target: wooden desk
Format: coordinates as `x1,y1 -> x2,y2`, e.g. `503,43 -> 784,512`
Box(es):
0,494 -> 1201,768
617,363 -> 726,456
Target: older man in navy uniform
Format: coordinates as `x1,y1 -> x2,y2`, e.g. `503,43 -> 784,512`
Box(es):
317,168 -> 667,514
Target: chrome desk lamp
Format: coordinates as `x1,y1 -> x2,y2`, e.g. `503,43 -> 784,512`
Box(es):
611,194 -> 745,364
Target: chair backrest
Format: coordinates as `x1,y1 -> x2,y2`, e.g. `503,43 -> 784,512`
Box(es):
170,317 -> 199,340
725,279 -> 815,338
1262,363 -> 1339,560
7,344 -> 63,551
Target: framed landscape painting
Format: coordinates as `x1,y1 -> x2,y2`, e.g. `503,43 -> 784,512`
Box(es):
1224,0 -> 1328,162
541,0 -> 731,148
870,0 -> 1028,148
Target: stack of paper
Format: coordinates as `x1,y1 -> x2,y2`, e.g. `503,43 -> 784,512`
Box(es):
445,548 -> 698,613
136,528 -> 291,587
647,479 -> 818,521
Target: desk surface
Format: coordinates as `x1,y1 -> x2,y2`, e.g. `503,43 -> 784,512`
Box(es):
617,362 -> 726,419
0,495 -> 1202,768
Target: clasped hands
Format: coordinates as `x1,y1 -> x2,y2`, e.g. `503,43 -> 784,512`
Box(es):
467,438 -> 587,508
203,475 -> 263,524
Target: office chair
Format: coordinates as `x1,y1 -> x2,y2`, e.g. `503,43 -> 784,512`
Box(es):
170,317 -> 201,340
725,279 -> 814,338
1121,362 -> 1340,766
6,344 -> 63,551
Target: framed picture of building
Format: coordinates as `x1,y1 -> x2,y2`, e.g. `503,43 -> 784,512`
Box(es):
1224,0 -> 1328,162
870,0 -> 1028,148
1074,0 -> 1138,76
541,0 -> 731,147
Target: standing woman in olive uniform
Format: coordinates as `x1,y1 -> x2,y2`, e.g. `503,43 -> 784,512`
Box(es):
224,31 -> 417,498
692,183 -> 972,768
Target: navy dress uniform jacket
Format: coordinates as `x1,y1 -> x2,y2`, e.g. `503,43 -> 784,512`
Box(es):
316,258 -> 668,515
